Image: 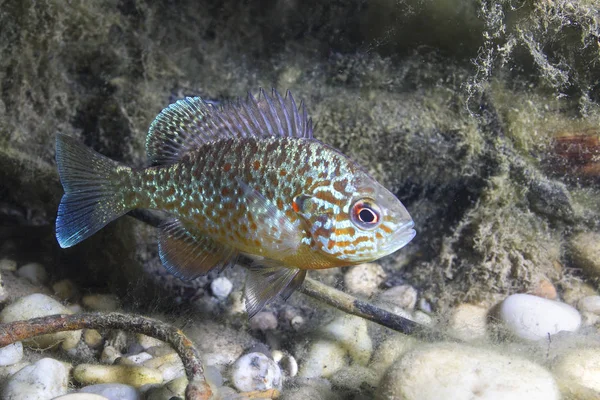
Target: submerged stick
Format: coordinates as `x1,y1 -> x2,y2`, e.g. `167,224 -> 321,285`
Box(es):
0,312 -> 211,400
129,210 -> 435,338
299,277 -> 420,334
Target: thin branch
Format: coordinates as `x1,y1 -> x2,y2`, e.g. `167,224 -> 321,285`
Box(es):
128,210 -> 439,338
0,312 -> 211,400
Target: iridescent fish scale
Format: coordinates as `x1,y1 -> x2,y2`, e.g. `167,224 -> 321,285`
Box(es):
54,89 -> 415,316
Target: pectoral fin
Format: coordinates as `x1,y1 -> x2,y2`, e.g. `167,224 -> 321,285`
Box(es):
158,218 -> 237,280
236,178 -> 303,255
244,264 -> 306,317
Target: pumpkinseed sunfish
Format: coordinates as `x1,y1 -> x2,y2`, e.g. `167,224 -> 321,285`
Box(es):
55,89 -> 416,316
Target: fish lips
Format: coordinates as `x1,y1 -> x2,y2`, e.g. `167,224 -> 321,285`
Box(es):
378,219 -> 416,255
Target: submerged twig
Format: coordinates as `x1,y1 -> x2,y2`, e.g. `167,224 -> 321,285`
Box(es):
128,210 -> 436,338
300,277 -> 420,335
0,312 -> 211,400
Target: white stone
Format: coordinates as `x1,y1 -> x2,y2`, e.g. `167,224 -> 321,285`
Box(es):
82,294 -> 121,312
378,285 -> 418,310
0,361 -> 29,379
135,334 -> 165,350
0,342 -> 23,366
499,294 -> 581,340
446,303 -> 488,341
210,277 -> 233,299
231,352 -> 282,392
0,293 -> 81,350
290,315 -> 305,330
80,383 -> 141,400
143,352 -> 184,381
553,347 -> 600,392
344,263 -> 386,297
126,352 -> 153,364
298,339 -> 347,378
377,343 -> 559,400
16,262 -> 48,285
54,395 -> 109,400
1,358 -> 70,400
249,311 -> 278,331
321,315 -> 372,365
578,296 -> 600,315
279,354 -> 298,377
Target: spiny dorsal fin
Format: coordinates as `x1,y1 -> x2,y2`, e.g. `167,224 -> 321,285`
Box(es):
147,89 -> 314,165
158,218 -> 237,280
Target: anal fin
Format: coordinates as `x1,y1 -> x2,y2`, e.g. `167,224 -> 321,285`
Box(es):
244,264 -> 306,317
159,218 -> 237,280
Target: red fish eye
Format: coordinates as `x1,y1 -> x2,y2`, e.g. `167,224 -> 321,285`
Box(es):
351,200 -> 381,230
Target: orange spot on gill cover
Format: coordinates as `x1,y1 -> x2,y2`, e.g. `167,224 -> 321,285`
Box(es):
223,163 -> 232,172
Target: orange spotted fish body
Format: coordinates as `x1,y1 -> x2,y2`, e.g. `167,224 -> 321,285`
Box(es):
55,90 -> 415,315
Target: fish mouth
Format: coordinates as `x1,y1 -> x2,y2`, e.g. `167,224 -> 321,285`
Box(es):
378,220 -> 416,255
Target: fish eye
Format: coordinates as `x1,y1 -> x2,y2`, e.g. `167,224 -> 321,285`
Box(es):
351,199 -> 381,230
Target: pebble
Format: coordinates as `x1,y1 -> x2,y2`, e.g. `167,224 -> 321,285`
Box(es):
0,293 -> 82,350
290,315 -> 305,330
569,232 -> 600,278
15,262 -> 48,285
321,315 -> 372,365
418,298 -> 432,313
343,263 -> 386,297
250,311 -> 278,331
73,364 -> 163,387
228,291 -> 246,315
446,303 -> 488,341
53,279 -> 80,301
531,277 -> 557,300
80,383 -> 141,400
0,342 -> 23,366
378,284 -> 418,310
280,380 -> 337,400
0,258 -> 17,271
1,358 -> 70,400
279,354 -> 298,377
231,352 -> 283,392
210,276 -> 233,299
84,329 -> 104,349
563,283 -> 598,308
54,395 -> 109,400
100,345 -> 122,364
82,294 -> 121,312
126,352 -> 153,364
135,334 -> 165,350
578,296 -> 600,314
553,347 -> 600,392
143,352 -> 184,381
377,343 -> 559,400
498,293 -> 581,340
0,361 -> 29,379
298,339 -> 347,378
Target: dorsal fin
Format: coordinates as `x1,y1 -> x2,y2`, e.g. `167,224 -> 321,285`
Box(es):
146,89 -> 314,165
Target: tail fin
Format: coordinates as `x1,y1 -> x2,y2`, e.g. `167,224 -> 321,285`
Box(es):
55,134 -> 132,248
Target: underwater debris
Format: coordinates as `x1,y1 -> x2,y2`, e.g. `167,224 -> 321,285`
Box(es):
551,129 -> 600,180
